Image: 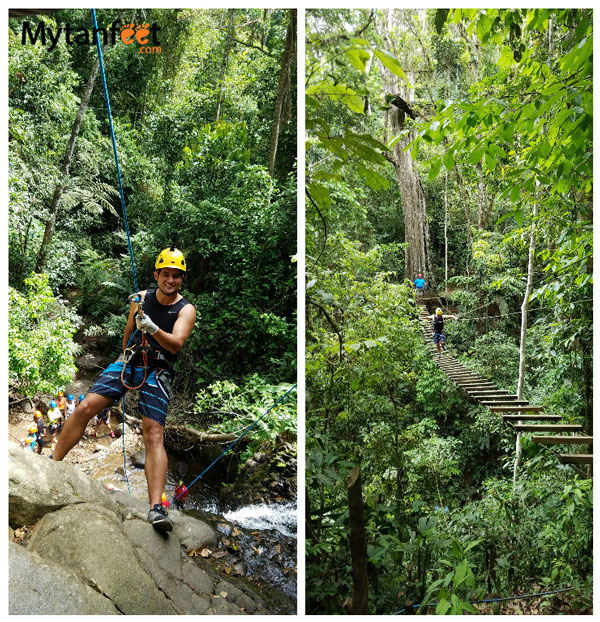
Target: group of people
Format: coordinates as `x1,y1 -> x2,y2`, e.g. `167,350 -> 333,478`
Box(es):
23,390 -> 190,512
23,392 -> 85,454
413,272 -> 458,357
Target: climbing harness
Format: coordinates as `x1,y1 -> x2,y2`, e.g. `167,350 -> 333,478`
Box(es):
120,294 -> 150,391
171,383 -> 297,505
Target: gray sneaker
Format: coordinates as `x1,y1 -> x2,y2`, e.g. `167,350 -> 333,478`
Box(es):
148,503 -> 173,532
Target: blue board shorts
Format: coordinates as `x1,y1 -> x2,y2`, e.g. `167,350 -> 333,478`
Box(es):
88,361 -> 173,426
433,331 -> 446,344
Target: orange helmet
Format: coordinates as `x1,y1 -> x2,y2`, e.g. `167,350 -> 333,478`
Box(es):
34,410 -> 43,419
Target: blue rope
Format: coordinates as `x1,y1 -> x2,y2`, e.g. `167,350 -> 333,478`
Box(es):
393,586 -> 573,614
90,9 -> 138,292
91,9 -> 140,492
171,383 -> 297,505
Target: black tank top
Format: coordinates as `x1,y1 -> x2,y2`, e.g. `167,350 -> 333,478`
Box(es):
132,289 -> 191,364
433,316 -> 444,333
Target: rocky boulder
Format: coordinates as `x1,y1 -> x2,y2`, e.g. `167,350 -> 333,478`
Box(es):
8,443 -> 289,615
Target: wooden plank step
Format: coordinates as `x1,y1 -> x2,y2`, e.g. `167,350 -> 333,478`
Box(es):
513,424 -> 583,432
559,454 -> 593,465
532,436 -> 593,445
457,384 -> 497,390
502,414 -> 561,422
479,400 -> 528,406
471,394 -> 517,400
489,406 -> 543,412
468,389 -> 509,395
444,372 -> 480,378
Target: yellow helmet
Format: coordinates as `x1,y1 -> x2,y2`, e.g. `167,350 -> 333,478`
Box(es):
155,247 -> 186,272
436,308 -> 443,315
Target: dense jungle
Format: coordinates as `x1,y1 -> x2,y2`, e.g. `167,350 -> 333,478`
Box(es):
305,8 -> 592,615
9,7 -> 297,460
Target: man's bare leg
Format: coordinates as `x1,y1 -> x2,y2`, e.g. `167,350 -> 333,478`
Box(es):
52,393 -> 113,460
142,416 -> 168,508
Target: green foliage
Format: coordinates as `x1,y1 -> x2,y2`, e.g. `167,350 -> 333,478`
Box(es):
306,8 -> 591,614
193,375 -> 296,461
9,273 -> 81,398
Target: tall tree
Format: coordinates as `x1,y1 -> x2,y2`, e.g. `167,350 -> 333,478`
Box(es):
377,9 -> 431,280
268,9 -> 296,177
35,56 -> 100,273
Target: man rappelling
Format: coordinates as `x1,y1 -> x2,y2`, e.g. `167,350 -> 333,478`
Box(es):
51,245 -> 196,532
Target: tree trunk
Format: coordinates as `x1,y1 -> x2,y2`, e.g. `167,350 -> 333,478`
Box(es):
347,465 -> 368,615
34,56 -> 101,273
378,10 -> 431,281
268,9 -> 296,177
444,171 -> 448,297
513,202 -> 538,486
215,9 -> 235,122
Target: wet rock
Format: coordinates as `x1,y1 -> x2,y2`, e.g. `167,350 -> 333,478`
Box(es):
75,353 -> 105,372
131,449 -> 146,468
253,452 -> 268,464
244,458 -> 259,472
175,461 -> 188,478
22,400 -> 35,415
217,522 -> 233,536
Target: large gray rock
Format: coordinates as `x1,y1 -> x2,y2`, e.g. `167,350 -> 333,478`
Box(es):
9,541 -> 118,615
130,449 -> 146,468
173,513 -> 218,550
8,443 -> 119,527
28,503 -> 177,614
75,352 -> 106,372
8,445 -> 280,615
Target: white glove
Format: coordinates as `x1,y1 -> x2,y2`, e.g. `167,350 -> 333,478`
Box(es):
136,312 -> 159,335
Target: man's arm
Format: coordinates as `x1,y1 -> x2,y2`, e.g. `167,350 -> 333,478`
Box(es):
150,304 -> 197,355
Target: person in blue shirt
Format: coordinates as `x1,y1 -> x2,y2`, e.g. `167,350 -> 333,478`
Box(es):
414,273 -> 426,297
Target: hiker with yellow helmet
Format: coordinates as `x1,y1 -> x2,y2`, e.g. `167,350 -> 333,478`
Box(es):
51,244 -> 196,533
426,307 -> 458,358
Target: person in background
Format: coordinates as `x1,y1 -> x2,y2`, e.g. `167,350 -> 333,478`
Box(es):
414,273 -> 426,298
65,394 -> 76,421
92,407 -> 115,439
56,390 -> 67,429
174,480 -> 189,510
24,436 -> 37,452
161,492 -> 170,509
47,400 -> 62,452
34,410 -> 45,455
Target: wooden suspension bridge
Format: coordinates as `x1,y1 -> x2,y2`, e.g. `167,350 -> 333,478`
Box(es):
416,302 -> 593,467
